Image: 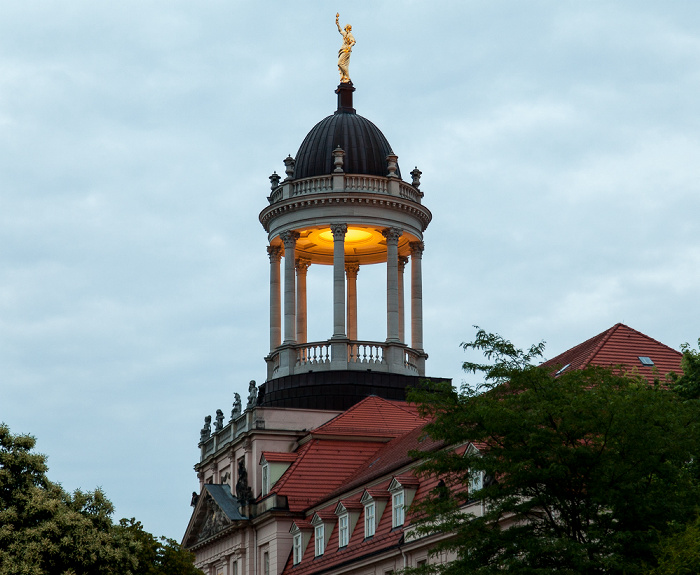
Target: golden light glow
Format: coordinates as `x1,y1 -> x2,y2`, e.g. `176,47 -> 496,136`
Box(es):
319,228 -> 373,244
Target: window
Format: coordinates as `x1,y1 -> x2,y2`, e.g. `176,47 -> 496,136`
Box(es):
469,468 -> 484,497
262,463 -> 270,496
338,513 -> 349,547
392,491 -> 405,527
417,559 -> 427,567
293,532 -> 302,565
263,551 -> 269,575
315,524 -> 325,556
364,502 -> 375,538
232,560 -> 238,575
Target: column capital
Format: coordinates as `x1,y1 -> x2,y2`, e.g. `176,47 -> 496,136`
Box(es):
398,255 -> 409,272
382,227 -> 403,244
330,223 -> 348,240
345,262 -> 360,278
280,230 -> 300,248
267,245 -> 282,262
295,258 -> 311,273
409,241 -> 425,257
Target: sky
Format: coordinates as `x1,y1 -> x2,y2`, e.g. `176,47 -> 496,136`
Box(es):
2,1 -> 700,541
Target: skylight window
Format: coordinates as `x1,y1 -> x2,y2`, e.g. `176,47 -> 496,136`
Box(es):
555,364 -> 571,376
638,356 -> 654,366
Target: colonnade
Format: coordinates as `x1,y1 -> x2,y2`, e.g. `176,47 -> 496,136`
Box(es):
267,226 -> 425,355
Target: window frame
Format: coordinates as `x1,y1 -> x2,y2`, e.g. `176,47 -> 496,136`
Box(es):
314,523 -> 325,556
392,490 -> 405,528
261,462 -> 270,496
293,532 -> 303,565
364,501 -> 376,538
338,512 -> 349,547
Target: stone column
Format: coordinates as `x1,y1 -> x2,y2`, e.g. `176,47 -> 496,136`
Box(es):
296,258 -> 310,344
267,246 -> 282,351
398,256 -> 408,344
345,262 -> 360,341
331,224 -> 348,338
410,241 -> 425,351
383,228 -> 402,342
280,231 -> 299,344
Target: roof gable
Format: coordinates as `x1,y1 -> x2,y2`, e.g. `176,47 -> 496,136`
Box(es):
182,485 -> 246,549
542,323 -> 682,383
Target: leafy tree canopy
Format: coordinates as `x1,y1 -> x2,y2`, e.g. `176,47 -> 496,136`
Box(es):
0,423 -> 200,575
408,328 -> 700,575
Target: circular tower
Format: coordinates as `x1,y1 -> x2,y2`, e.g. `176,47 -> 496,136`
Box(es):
258,83 -> 433,410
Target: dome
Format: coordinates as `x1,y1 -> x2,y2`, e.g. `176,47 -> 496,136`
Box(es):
293,83 -> 401,180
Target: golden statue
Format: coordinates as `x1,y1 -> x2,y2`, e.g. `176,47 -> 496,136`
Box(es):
336,13 -> 355,84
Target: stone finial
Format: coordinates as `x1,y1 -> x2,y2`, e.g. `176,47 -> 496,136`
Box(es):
333,146 -> 345,173
410,167 -> 422,188
214,409 -> 224,432
231,392 -> 242,421
246,380 -> 257,410
200,415 -> 212,442
386,153 -> 399,178
269,171 -> 281,190
284,155 -> 295,179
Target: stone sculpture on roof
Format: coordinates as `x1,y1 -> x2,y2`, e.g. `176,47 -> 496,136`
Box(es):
231,392 -> 242,420
214,409 -> 224,432
199,415 -> 211,442
336,13 -> 355,83
246,380 -> 257,410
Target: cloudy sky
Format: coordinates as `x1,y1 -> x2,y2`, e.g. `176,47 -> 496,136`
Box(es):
3,1 -> 699,541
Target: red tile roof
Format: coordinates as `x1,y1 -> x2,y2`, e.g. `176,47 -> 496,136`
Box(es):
260,451 -> 298,464
542,323 -> 682,383
311,395 -> 423,439
270,439 -> 386,512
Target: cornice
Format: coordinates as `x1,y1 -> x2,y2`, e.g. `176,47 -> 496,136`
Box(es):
259,192 -> 433,232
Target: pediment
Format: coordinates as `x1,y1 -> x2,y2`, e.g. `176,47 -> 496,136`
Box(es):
182,484 -> 247,548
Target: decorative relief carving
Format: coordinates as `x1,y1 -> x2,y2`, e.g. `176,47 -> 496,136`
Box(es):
259,195 -> 432,232
398,256 -> 409,272
267,245 -> 282,263
345,262 -> 360,278
198,495 -> 231,543
382,227 -> 403,244
330,223 -> 348,241
295,258 -> 311,273
279,230 -> 300,248
409,241 -> 425,257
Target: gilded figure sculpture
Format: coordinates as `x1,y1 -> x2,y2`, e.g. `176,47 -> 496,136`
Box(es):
336,13 -> 355,83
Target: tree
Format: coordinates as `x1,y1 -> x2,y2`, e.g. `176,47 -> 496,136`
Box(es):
0,424 -> 200,575
408,329 -> 700,575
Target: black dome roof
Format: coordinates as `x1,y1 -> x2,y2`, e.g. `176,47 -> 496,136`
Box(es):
293,84 -> 400,180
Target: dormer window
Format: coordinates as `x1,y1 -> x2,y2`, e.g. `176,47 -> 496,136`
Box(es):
388,474 -> 419,529
338,513 -> 349,547
293,532 -> 303,565
364,501 -> 376,538
314,523 -> 325,556
262,462 -> 270,496
392,490 -> 404,527
289,521 -> 312,565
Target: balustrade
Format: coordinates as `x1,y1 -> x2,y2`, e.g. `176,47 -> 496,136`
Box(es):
266,174 -> 421,204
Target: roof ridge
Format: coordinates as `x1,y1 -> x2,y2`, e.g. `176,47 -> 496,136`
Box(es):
583,323 -> 623,367
615,323 -> 683,356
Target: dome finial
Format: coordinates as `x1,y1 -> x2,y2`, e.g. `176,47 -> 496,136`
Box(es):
336,13 -> 355,84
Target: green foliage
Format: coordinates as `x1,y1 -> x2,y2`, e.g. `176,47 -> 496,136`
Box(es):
408,328 -> 700,575
645,514 -> 700,575
669,339 -> 700,400
0,424 -> 198,575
